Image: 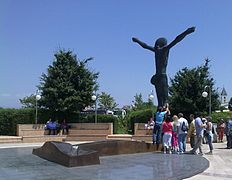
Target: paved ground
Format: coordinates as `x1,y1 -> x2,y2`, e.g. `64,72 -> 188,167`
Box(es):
0,141 -> 230,180
185,141 -> 232,180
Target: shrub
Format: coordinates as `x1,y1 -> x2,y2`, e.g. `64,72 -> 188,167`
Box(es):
211,111 -> 232,123
83,114 -> 118,133
126,109 -> 152,134
0,108 -> 34,135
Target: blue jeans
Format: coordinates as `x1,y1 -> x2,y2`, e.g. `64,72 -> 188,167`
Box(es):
178,133 -> 187,153
192,135 -> 203,154
153,124 -> 162,145
207,133 -> 213,151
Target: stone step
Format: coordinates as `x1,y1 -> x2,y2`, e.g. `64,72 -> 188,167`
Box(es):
20,129 -> 49,136
22,135 -> 66,143
107,134 -> 133,141
132,135 -> 152,142
66,134 -> 107,141
69,129 -> 109,135
0,136 -> 22,143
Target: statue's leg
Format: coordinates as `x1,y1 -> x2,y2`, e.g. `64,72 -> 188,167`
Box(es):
151,74 -> 168,107
151,75 -> 162,107
157,93 -> 163,107
162,75 -> 168,105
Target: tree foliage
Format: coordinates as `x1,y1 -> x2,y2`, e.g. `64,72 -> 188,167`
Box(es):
19,94 -> 36,108
39,49 -> 98,114
133,93 -> 144,109
98,92 -> 118,110
132,93 -> 155,110
169,59 -> 220,116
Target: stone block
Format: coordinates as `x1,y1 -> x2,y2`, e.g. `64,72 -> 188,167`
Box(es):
33,141 -> 100,167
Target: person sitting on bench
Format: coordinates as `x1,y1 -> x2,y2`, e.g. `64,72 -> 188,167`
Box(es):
61,119 -> 69,135
45,118 -> 58,135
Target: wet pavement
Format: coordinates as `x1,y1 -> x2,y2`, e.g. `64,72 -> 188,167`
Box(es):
0,145 -> 209,180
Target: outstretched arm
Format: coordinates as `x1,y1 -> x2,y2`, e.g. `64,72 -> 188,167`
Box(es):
166,27 -> 195,49
132,37 -> 155,52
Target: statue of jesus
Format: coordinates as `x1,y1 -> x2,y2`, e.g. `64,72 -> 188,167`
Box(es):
132,27 -> 195,107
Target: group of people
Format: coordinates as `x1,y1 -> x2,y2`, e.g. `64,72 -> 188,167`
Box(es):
45,118 -> 70,135
151,105 -> 215,155
224,119 -> 232,149
209,118 -> 232,149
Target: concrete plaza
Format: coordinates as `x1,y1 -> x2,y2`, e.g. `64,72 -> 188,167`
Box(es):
0,141 -> 230,180
185,141 -> 232,180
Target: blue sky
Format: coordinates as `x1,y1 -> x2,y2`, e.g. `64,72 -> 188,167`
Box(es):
1,0 -> 232,108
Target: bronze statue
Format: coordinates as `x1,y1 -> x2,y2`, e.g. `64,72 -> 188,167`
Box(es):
132,27 -> 195,107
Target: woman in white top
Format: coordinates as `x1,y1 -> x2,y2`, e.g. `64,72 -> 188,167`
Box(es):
206,116 -> 214,154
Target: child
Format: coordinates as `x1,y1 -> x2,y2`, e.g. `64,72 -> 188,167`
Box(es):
162,115 -> 173,154
172,115 -> 179,153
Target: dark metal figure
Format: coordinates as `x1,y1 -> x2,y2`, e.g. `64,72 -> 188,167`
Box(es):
132,27 -> 195,107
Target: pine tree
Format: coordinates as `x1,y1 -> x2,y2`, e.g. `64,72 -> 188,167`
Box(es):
39,49 -> 98,114
169,59 -> 220,116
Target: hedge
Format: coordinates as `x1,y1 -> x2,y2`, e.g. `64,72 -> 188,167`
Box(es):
0,108 -> 34,135
211,111 -> 232,123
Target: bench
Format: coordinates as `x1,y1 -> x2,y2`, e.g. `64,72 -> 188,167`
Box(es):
66,123 -> 113,141
134,123 -> 153,135
133,123 -> 153,142
17,124 -> 66,143
17,124 -> 47,136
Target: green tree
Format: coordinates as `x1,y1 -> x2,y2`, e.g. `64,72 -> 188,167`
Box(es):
98,92 -> 118,110
19,94 -> 36,108
169,59 -> 220,115
133,93 -> 144,109
39,49 -> 98,114
132,93 -> 152,110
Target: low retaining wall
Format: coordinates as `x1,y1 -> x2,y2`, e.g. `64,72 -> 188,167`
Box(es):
17,124 -> 65,143
17,123 -> 113,142
17,124 -> 47,136
133,123 -> 153,142
134,123 -> 153,135
66,123 -> 113,141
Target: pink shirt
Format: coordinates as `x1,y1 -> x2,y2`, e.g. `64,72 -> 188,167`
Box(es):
162,121 -> 173,135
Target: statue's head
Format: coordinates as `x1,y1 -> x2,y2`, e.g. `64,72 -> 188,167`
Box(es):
155,37 -> 167,48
